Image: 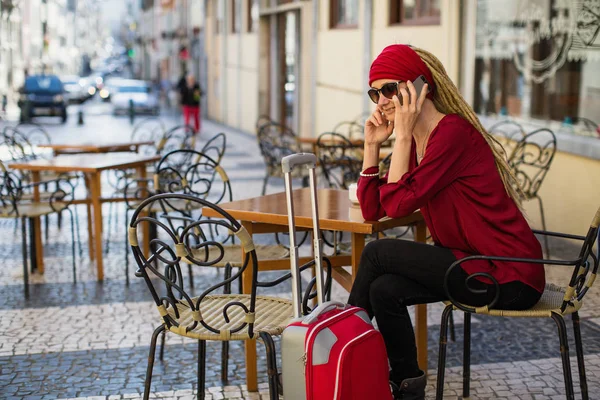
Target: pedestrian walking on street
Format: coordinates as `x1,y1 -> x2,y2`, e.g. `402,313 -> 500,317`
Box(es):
178,73 -> 203,134
349,44 -> 544,400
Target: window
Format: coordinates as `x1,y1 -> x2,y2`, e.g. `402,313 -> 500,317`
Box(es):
247,0 -> 258,33
330,0 -> 359,29
389,0 -> 440,26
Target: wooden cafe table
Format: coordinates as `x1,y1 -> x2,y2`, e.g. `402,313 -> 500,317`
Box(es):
9,153 -> 160,279
203,188 -> 428,391
36,140 -> 155,156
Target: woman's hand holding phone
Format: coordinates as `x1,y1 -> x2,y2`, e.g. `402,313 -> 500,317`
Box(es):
391,79 -> 429,142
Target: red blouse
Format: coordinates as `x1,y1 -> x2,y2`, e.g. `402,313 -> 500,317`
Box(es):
358,114 -> 545,293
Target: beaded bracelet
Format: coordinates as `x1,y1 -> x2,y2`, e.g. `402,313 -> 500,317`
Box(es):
360,171 -> 379,177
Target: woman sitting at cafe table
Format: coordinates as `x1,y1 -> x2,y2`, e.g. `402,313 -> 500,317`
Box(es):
348,44 -> 544,400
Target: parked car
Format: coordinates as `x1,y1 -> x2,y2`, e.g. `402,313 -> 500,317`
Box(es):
112,80 -> 159,115
18,74 -> 67,123
60,75 -> 88,105
99,77 -> 126,102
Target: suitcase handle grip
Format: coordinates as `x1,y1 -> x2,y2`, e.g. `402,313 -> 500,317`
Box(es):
303,301 -> 348,324
281,153 -> 317,173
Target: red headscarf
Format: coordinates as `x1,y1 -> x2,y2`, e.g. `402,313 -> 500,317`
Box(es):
369,44 -> 435,99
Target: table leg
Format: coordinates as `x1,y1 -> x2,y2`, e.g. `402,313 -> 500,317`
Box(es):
89,172 -> 104,280
414,220 -> 428,372
31,171 -> 44,273
137,166 -> 150,256
83,174 -> 95,261
350,232 -> 365,280
241,221 -> 258,392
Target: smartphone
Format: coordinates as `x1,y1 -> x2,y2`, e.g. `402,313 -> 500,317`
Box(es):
400,75 -> 430,106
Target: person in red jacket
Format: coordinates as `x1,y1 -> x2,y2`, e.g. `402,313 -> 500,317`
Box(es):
348,44 -> 545,400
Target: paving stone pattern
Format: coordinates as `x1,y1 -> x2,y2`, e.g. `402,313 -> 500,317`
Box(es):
0,112 -> 599,399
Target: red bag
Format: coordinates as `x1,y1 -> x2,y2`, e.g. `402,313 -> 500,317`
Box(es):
287,303 -> 393,400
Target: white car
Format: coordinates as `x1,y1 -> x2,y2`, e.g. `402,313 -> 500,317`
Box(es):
60,75 -> 88,105
112,80 -> 160,115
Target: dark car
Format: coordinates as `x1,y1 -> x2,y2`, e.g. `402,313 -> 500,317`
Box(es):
18,75 -> 68,123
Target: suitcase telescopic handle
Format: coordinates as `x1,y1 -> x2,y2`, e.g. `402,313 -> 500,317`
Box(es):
303,301 -> 348,324
281,153 -> 317,173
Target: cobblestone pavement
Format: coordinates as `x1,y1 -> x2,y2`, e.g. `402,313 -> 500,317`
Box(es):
0,106 -> 599,399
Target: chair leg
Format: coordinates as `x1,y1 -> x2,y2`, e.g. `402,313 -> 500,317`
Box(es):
125,209 -> 130,286
436,305 -> 453,400
197,340 -> 206,400
551,313 -> 575,400
449,310 -> 456,342
21,218 -> 29,299
572,312 -> 588,400
28,218 -> 37,273
159,330 -> 166,361
66,208 -> 77,284
143,325 -> 166,400
259,332 -> 280,400
261,173 -> 270,196
536,195 -> 550,257
221,341 -> 229,383
463,312 -> 472,399
44,215 -> 49,241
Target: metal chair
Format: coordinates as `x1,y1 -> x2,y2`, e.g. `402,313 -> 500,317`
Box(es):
129,193 -> 330,400
316,131 -> 362,190
508,128 -> 557,256
487,120 -> 526,160
0,161 -> 77,297
332,120 -> 364,141
436,207 -> 600,400
200,132 -> 227,165
105,123 -> 194,253
257,121 -> 302,195
130,117 -> 167,156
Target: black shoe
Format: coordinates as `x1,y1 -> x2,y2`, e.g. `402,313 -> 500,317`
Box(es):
390,370 -> 426,400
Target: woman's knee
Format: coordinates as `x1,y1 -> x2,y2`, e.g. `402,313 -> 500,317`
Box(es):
359,239 -> 390,273
369,275 -> 406,311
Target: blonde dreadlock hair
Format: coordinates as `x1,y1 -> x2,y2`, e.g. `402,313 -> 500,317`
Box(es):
412,47 -> 523,206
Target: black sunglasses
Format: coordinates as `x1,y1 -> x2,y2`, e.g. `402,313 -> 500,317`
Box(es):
367,81 -> 403,104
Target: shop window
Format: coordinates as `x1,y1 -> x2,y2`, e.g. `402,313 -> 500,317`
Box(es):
389,0 -> 440,26
330,0 -> 359,29
472,0 -> 599,127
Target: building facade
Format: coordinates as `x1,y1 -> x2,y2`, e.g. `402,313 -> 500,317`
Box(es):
192,0 -> 600,236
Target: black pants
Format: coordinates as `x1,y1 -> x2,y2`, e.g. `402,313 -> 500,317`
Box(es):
347,239 -> 542,384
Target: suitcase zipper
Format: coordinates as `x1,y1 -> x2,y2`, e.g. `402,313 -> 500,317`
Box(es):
304,307 -> 361,398
333,329 -> 378,400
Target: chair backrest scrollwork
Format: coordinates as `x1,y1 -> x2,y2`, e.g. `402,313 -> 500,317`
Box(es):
317,132 -> 362,190
129,193 -> 261,338
508,128 -> 557,199
563,207 -> 600,312
154,149 -> 233,206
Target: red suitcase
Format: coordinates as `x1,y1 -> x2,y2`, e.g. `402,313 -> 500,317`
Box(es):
280,153 -> 393,400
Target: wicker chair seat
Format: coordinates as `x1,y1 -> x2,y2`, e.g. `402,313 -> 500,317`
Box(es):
188,244 -> 289,268
19,191 -> 54,201
0,201 -> 68,218
165,294 -> 293,340
446,283 -> 582,318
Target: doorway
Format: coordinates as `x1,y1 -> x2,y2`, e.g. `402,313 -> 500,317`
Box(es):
276,10 -> 300,132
